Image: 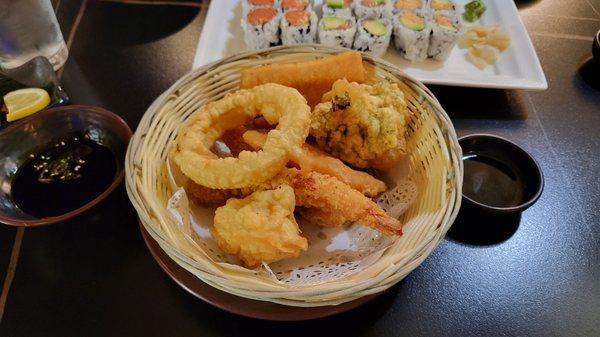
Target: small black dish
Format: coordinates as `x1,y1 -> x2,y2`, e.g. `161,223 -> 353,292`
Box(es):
459,134 -> 544,213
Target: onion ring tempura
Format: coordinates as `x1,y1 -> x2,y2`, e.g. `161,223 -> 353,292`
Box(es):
172,84 -> 310,188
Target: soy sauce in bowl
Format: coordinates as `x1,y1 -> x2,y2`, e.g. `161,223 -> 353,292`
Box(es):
459,134 -> 544,213
462,153 -> 525,208
11,133 -> 116,218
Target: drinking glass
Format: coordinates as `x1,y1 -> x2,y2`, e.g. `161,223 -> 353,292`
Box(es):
0,0 -> 69,71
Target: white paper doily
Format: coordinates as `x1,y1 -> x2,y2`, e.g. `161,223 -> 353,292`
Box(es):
166,159 -> 417,285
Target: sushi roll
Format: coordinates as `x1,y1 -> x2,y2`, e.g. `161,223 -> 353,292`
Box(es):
242,7 -> 282,50
427,10 -> 462,60
353,17 -> 392,56
429,0 -> 455,11
353,0 -> 393,19
393,10 -> 431,61
322,0 -> 353,17
392,0 -> 426,13
281,0 -> 312,12
243,0 -> 280,14
280,9 -> 318,44
318,16 -> 357,48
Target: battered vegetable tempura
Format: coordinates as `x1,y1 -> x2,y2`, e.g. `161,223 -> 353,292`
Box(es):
243,130 -> 387,197
212,185 -> 308,267
171,83 -> 310,189
311,79 -> 409,169
187,182 -> 251,204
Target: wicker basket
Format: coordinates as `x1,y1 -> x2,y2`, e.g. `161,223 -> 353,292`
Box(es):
125,44 -> 463,307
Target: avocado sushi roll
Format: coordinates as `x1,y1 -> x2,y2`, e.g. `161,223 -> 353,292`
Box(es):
281,0 -> 312,12
393,10 -> 431,61
427,10 -> 462,60
429,0 -> 455,11
353,17 -> 392,56
318,16 -> 357,48
242,7 -> 282,49
323,0 -> 353,17
280,9 -> 318,44
353,0 -> 393,19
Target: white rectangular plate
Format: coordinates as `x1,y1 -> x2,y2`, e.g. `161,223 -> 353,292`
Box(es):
193,0 -> 547,90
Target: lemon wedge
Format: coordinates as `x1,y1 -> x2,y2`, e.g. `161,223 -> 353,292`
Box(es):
3,88 -> 51,122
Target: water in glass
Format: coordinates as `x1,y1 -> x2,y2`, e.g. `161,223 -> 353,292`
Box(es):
0,0 -> 68,70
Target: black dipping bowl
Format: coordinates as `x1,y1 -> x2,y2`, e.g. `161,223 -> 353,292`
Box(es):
0,105 -> 132,227
459,134 -> 544,213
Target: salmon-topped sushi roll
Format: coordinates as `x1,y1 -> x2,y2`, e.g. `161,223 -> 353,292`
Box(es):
243,0 -> 278,10
250,0 -> 276,4
353,0 -> 393,18
392,0 -> 427,13
429,0 -> 455,11
280,9 -> 318,45
428,10 -> 462,60
393,10 -> 431,61
281,0 -> 312,12
243,0 -> 280,14
242,7 -> 282,49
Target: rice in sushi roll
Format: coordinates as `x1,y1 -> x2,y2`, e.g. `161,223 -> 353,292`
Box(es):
429,0 -> 456,11
393,10 -> 431,61
353,0 -> 393,19
318,16 -> 357,48
280,9 -> 318,44
427,10 -> 462,60
353,17 -> 392,56
281,0 -> 312,12
243,0 -> 280,14
392,0 -> 427,13
322,0 -> 353,17
242,7 -> 282,49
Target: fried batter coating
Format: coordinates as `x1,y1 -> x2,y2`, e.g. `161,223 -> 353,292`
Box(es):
212,185 -> 308,267
310,79 -> 409,169
297,207 -> 349,227
243,130 -> 387,197
172,83 -> 310,188
272,169 -> 402,236
189,126 -> 263,205
240,51 -> 365,108
187,182 -> 252,204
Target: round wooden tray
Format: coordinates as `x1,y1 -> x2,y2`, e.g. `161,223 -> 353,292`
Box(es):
140,222 -> 378,321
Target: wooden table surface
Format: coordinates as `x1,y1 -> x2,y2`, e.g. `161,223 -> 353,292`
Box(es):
0,1 -> 598,336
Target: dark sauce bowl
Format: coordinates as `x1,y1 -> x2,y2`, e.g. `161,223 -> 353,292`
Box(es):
0,105 -> 132,227
459,134 -> 544,214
